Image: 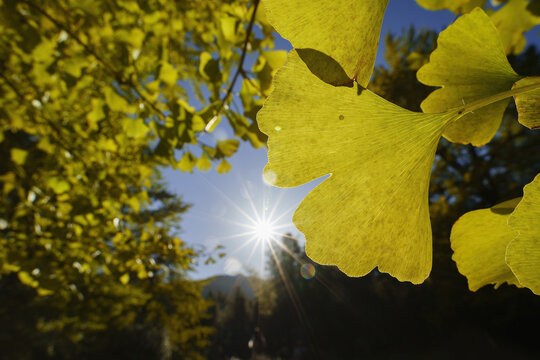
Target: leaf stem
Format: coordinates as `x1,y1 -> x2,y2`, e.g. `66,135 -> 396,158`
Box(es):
453,79 -> 540,118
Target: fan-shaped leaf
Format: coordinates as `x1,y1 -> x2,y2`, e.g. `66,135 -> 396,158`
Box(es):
418,8 -> 521,146
415,0 -> 486,13
507,174 -> 540,295
490,0 -> 540,55
513,76 -> 540,129
258,51 -> 456,283
451,198 -> 521,291
262,0 -> 388,86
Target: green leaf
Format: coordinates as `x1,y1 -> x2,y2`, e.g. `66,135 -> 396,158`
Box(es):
490,0 -> 540,55
415,0 -> 486,13
507,174 -> 540,295
258,50 -> 456,283
262,0 -> 388,86
450,198 -> 521,291
513,76 -> 540,129
10,148 -> 28,165
418,8 -> 521,146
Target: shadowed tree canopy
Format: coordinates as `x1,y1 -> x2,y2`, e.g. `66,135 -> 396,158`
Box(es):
0,0 -> 280,358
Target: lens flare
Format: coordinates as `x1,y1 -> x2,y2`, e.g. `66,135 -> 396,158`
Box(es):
224,258 -> 242,275
300,263 -> 316,279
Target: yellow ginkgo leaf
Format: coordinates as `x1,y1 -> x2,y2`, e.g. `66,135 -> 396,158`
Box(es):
18,271 -> 38,288
418,8 -> 521,146
10,148 -> 28,165
513,76 -> 540,129
196,153 -> 212,172
159,62 -> 178,87
258,51 -> 456,284
450,198 -> 521,291
262,0 -> 388,86
177,152 -> 195,173
490,0 -> 540,55
216,159 -> 232,174
119,273 -> 130,285
220,16 -> 237,42
122,118 -> 149,139
507,174 -> 540,295
217,139 -> 240,157
415,0 -> 486,13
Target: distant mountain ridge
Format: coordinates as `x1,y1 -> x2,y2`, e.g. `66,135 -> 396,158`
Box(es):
202,274 -> 255,300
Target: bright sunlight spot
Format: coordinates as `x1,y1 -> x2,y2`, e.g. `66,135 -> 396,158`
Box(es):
254,220 -> 274,242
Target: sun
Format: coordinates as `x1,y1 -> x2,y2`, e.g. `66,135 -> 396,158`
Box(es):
253,220 -> 275,242
196,173 -> 299,275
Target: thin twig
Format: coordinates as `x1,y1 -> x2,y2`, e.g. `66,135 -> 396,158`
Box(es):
214,0 -> 260,118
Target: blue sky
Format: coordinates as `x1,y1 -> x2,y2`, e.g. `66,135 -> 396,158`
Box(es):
163,0 -> 540,279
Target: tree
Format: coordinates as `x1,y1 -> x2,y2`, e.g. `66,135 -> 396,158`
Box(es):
0,0 -> 279,358
258,0 -> 540,293
204,285 -> 256,360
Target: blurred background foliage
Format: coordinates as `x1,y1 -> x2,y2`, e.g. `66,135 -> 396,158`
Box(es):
0,0 -> 278,358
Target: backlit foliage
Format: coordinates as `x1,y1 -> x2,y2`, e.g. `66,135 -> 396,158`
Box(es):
259,0 -> 540,293
0,0 -> 280,356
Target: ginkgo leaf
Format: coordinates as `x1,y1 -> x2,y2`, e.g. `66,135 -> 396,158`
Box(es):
258,51 -> 457,284
122,118 -> 149,139
105,87 -> 131,113
217,139 -> 240,158
18,271 -> 38,288
450,198 -> 521,291
46,176 -> 71,194
513,77 -> 540,129
415,0 -> 486,13
196,153 -> 212,172
220,16 -> 237,42
418,8 -> 521,146
216,159 -> 232,174
159,62 -> 178,87
262,0 -> 388,86
490,0 -> 540,55
507,174 -> 540,295
119,273 -> 130,285
199,52 -> 222,83
10,148 -> 28,165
